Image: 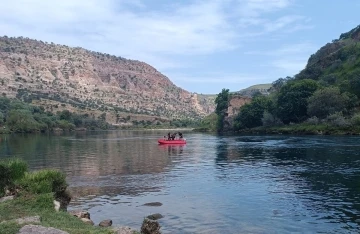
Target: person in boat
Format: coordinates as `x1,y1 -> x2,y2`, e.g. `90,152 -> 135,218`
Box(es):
171,132 -> 177,140
167,132 -> 171,140
178,132 -> 183,139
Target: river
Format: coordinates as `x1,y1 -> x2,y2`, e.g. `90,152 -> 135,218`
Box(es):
1,131 -> 360,233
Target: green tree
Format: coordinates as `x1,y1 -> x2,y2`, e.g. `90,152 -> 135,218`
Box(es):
0,97 -> 10,114
6,109 -> 38,132
214,88 -> 229,132
307,87 -> 347,119
277,79 -> 319,124
234,96 -> 273,129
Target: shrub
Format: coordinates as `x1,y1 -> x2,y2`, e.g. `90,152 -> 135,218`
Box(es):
0,159 -> 28,196
261,111 -> 283,127
351,114 -> 360,126
307,87 -> 346,119
0,164 -> 11,197
18,169 -> 67,195
326,112 -> 350,127
56,120 -> 75,130
306,116 -> 319,125
7,159 -> 28,182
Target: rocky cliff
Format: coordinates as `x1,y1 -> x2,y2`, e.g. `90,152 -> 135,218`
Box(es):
0,36 -> 215,124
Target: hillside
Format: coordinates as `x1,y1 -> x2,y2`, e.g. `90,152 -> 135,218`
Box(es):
235,84 -> 271,97
0,36 -> 215,125
211,24 -> 360,133
296,25 -> 360,95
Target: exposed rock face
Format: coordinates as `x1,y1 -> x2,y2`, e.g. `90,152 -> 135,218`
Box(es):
18,225 -> 69,234
226,95 -> 252,118
0,36 -> 215,123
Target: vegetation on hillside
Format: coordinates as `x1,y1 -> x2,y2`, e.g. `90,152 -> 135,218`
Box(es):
0,36 -> 215,121
207,25 -> 360,134
0,97 -> 110,133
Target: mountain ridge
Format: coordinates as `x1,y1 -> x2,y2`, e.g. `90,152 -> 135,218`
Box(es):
0,36 -> 215,124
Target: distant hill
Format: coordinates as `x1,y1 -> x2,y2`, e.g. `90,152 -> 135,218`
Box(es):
0,36 -> 215,125
235,84 -> 272,97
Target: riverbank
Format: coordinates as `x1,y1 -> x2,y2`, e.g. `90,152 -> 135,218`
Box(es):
193,123 -> 360,135
236,123 -> 360,135
0,159 -> 160,234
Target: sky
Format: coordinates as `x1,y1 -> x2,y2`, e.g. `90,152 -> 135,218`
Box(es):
0,0 -> 360,94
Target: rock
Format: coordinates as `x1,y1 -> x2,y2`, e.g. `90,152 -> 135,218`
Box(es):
146,213 -> 164,220
68,210 -> 90,219
54,190 -> 71,211
141,218 -> 161,234
18,224 -> 69,234
142,202 -> 162,207
0,195 -> 14,203
53,200 -> 61,211
80,218 -> 94,225
113,226 -> 137,234
15,216 -> 41,225
99,219 -> 112,227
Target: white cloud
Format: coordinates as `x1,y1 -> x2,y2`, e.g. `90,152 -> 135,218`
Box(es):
0,0 -> 311,76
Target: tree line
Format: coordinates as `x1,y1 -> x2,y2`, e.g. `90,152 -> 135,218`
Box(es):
211,77 -> 360,133
0,97 -> 110,133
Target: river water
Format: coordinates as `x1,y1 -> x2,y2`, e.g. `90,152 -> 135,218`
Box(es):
1,131 -> 360,233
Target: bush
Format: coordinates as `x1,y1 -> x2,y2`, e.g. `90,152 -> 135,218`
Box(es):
261,111 -> 283,127
306,116 -> 319,125
56,120 -> 75,130
351,114 -> 360,126
326,112 -> 350,127
18,169 -> 67,195
307,87 -> 347,119
0,164 -> 11,197
0,159 -> 28,196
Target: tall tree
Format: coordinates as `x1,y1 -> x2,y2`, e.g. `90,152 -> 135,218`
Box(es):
215,88 -> 229,132
277,79 -> 318,124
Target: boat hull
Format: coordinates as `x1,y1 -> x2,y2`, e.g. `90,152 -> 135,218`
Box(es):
158,139 -> 186,144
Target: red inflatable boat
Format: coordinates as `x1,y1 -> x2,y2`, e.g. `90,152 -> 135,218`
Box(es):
158,139 -> 186,145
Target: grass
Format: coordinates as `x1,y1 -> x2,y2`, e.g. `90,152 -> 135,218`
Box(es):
19,169 -> 67,194
0,193 -> 115,234
0,159 -> 124,233
0,159 -> 28,197
238,123 -> 360,135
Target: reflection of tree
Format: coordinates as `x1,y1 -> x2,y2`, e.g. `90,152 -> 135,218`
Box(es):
215,142 -> 228,166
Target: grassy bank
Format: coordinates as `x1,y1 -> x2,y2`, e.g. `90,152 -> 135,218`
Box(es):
0,193 -> 114,234
236,123 -> 360,135
0,159 -> 116,234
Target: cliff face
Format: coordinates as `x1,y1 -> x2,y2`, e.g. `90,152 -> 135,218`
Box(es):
0,36 -> 215,123
226,95 -> 252,118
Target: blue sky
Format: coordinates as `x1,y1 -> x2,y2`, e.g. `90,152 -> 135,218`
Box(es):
0,0 -> 359,94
